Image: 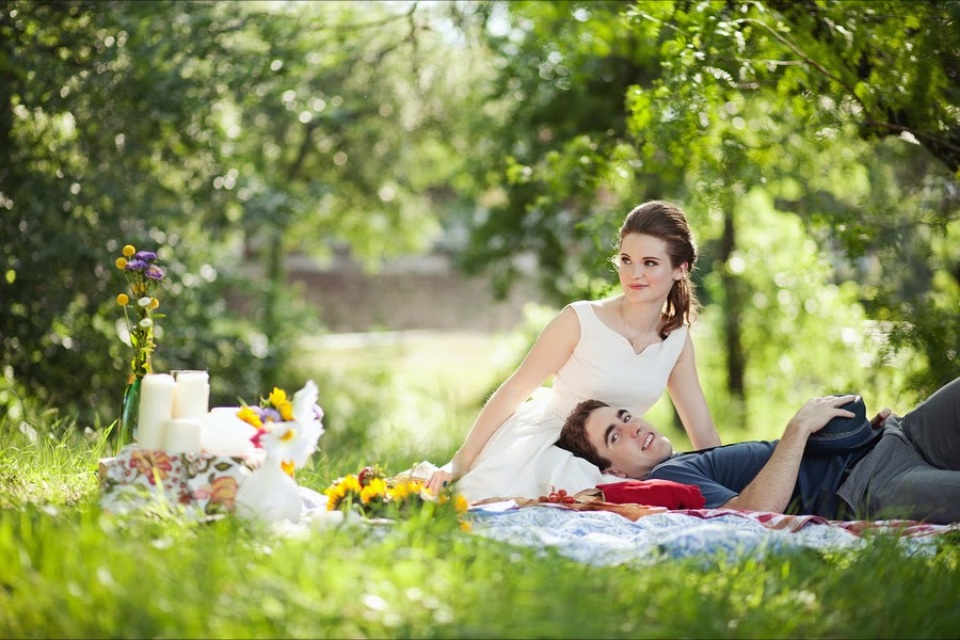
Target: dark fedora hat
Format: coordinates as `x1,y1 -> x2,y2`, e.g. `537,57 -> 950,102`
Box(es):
807,395 -> 883,452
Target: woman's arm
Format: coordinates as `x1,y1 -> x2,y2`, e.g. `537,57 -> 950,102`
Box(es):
666,332 -> 722,450
424,306 -> 581,495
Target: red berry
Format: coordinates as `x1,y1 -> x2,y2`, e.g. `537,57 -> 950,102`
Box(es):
358,466 -> 375,486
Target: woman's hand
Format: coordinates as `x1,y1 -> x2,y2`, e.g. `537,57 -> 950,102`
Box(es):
425,469 -> 455,496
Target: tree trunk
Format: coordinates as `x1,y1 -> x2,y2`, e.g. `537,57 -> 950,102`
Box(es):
719,201 -> 747,427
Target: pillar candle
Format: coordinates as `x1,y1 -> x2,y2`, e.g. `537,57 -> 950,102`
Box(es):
172,370 -> 210,421
138,373 -> 176,450
163,419 -> 202,454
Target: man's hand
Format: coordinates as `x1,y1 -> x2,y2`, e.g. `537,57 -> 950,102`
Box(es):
786,394 -> 858,438
871,407 -> 892,429
722,394 -> 858,514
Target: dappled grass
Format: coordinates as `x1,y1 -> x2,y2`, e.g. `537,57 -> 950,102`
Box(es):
2,479 -> 959,638
0,418 -> 106,509
3,327 -> 960,638
2,412 -> 960,638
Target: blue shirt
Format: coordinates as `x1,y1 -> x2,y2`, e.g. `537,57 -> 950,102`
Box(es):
647,441 -> 860,517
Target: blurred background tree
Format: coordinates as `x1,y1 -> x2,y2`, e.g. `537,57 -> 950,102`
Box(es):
1,0 -> 957,446
0,0 -> 471,430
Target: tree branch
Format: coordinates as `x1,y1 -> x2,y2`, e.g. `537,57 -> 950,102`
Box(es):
735,17 -> 872,117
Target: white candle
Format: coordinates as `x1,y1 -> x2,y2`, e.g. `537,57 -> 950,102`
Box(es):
200,407 -> 257,456
138,373 -> 176,450
172,370 -> 210,421
163,419 -> 202,454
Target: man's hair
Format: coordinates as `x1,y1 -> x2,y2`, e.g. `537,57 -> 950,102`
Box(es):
556,399 -> 613,470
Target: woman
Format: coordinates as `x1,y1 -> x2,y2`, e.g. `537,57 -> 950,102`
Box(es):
425,201 -> 721,501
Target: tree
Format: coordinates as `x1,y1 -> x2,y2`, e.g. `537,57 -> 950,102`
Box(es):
625,0 -> 960,397
448,1 -> 958,414
0,0 -> 240,422
203,0 -> 472,381
0,0 -> 474,425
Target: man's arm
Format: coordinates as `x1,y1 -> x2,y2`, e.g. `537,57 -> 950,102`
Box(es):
721,395 -> 858,513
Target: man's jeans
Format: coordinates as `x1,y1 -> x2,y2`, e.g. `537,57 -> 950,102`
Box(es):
838,376 -> 960,523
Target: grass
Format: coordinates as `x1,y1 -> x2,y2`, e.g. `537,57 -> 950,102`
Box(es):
3,329 -> 960,638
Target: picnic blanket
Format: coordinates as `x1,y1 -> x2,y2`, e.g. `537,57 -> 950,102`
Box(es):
468,501 -> 960,566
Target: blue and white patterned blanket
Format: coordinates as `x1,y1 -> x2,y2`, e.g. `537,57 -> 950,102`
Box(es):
468,504 -> 951,566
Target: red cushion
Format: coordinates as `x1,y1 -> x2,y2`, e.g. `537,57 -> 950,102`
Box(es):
599,479 -> 705,509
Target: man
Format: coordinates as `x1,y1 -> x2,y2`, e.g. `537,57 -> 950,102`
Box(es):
556,377 -> 960,523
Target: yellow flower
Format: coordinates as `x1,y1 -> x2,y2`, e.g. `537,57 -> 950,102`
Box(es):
324,474 -> 363,510
324,487 -> 343,510
342,475 -> 361,493
281,460 -> 295,477
267,388 -> 295,421
116,293 -> 129,306
360,477 -> 388,504
149,298 -> 159,309
122,244 -> 136,257
115,257 -> 127,269
268,387 -> 287,406
324,483 -> 345,501
454,494 -> 469,513
236,406 -> 262,428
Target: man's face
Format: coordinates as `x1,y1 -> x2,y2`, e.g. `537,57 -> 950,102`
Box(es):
584,405 -> 674,479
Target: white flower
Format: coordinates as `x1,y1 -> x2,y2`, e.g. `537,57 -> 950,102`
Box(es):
259,380 -> 324,470
259,421 -> 310,469
137,296 -> 152,307
292,379 -> 324,460
139,318 -> 153,328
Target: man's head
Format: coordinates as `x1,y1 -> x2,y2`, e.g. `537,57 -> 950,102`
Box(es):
557,399 -> 675,479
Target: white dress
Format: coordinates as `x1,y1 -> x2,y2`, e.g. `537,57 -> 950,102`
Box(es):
455,300 -> 689,503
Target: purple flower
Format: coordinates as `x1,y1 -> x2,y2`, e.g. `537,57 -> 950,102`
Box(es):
144,266 -> 165,281
259,407 -> 282,423
134,251 -> 159,261
124,259 -> 149,271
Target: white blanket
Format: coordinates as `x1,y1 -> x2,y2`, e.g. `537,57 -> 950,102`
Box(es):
468,504 -> 957,566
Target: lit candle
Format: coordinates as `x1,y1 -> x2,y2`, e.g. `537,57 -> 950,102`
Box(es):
163,419 -> 202,454
137,373 -> 176,450
172,370 -> 210,421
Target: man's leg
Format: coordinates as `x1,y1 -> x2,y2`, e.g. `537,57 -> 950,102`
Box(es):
899,377 -> 960,470
870,463 -> 960,524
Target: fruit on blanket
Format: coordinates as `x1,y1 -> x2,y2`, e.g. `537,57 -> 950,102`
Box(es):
357,465 -> 385,487
358,466 -> 374,486
538,488 -> 576,504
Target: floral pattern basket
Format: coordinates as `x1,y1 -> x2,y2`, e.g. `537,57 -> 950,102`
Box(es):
99,444 -> 262,518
